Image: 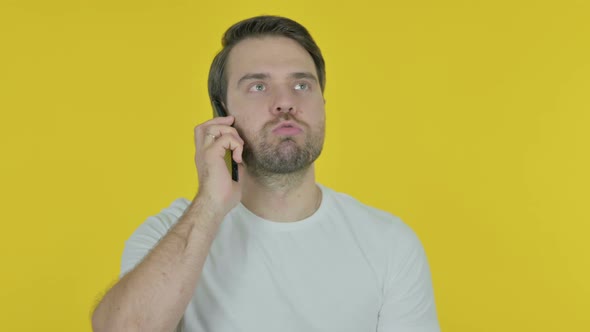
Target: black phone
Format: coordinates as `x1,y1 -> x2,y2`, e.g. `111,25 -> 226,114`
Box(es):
212,100 -> 239,182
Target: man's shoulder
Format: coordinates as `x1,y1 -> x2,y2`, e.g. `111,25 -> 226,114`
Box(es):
321,184 -> 412,234
158,197 -> 191,221
321,184 -> 423,258
138,197 -> 191,230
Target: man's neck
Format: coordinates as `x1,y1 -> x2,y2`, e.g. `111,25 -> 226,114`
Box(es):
240,165 -> 322,222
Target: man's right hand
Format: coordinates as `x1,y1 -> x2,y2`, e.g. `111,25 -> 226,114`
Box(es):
193,115 -> 244,219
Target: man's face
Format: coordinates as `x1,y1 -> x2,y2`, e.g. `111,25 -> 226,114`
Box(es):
225,36 -> 325,177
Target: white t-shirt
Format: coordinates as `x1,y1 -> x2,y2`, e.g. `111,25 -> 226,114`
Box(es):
121,184 -> 440,332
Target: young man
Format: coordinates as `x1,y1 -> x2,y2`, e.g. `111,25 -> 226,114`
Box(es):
92,15 -> 440,332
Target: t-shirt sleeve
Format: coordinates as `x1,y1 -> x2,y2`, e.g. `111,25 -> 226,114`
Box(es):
377,221 -> 440,332
120,198 -> 190,278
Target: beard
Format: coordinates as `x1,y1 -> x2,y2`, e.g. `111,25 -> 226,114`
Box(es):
238,116 -> 324,178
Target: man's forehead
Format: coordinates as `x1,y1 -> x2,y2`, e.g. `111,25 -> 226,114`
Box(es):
226,36 -> 316,81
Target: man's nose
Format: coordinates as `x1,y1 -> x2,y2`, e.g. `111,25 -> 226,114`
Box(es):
271,88 -> 297,115
275,105 -> 295,113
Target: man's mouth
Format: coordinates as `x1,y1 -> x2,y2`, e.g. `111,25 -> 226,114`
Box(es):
272,121 -> 303,136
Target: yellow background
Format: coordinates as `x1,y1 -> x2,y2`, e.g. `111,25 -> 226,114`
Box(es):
1,0 -> 588,331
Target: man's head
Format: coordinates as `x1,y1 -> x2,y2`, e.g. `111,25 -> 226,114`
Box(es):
208,16 -> 327,180
208,16 -> 326,106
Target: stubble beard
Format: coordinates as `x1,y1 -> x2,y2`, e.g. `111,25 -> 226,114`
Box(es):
239,119 -> 325,181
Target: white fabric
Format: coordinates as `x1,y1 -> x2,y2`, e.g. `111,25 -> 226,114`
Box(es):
121,184 -> 440,332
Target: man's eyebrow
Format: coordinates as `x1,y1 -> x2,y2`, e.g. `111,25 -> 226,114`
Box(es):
290,72 -> 318,82
237,73 -> 270,87
236,72 -> 318,87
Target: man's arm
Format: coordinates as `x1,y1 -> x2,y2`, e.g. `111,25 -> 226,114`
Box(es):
92,197 -> 222,332
92,115 -> 244,332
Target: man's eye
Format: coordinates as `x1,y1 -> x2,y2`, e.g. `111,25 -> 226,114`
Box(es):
250,83 -> 265,92
295,83 -> 309,91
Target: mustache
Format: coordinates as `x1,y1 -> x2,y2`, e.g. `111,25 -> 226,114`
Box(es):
233,114 -> 310,145
263,114 -> 308,131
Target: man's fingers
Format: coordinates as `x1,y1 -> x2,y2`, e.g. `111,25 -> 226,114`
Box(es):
208,133 -> 244,162
194,116 -> 233,136
233,144 -> 244,163
207,115 -> 234,125
195,123 -> 243,146
203,125 -> 243,142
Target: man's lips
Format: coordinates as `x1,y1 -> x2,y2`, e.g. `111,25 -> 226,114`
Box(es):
272,121 -> 303,136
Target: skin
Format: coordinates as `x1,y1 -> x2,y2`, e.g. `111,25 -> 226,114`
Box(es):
210,35 -> 326,222
91,36 -> 327,331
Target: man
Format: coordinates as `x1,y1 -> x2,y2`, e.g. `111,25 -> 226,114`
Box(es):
92,15 -> 440,332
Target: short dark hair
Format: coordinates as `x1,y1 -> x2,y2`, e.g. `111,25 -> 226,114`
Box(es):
208,15 -> 326,110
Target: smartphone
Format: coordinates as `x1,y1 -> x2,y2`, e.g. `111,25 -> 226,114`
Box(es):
212,100 -> 239,182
